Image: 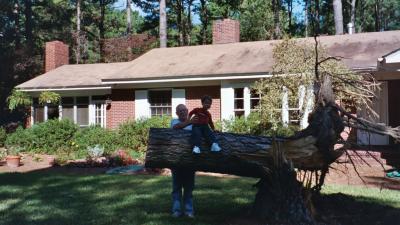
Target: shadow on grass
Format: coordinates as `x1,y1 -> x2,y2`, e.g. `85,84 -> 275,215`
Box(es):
0,166 -> 399,225
0,166 -> 257,225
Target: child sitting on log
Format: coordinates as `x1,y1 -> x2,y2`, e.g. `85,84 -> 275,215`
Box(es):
189,95 -> 221,154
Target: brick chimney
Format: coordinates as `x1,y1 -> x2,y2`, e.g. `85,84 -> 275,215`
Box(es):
45,41 -> 69,72
212,19 -> 240,44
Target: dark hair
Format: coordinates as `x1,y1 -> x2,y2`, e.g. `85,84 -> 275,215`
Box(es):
201,95 -> 212,103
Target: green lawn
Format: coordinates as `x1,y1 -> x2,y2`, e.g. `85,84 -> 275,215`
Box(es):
0,171 -> 399,225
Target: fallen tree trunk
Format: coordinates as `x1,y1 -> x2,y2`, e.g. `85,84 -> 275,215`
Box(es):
145,111 -> 343,177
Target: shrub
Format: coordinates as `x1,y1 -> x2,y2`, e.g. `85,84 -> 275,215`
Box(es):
5,126 -> 35,151
222,113 -> 299,137
5,119 -> 77,153
222,113 -> 264,135
0,127 -> 6,147
118,116 -> 171,152
73,126 -> 119,157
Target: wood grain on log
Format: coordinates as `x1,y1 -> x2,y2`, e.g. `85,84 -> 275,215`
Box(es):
145,128 -> 338,177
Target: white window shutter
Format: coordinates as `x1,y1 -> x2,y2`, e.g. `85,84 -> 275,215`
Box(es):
135,90 -> 150,119
221,85 -> 234,121
244,87 -> 251,117
172,89 -> 185,118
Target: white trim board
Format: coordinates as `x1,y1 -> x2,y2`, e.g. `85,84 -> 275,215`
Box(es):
20,86 -> 112,92
102,74 -> 272,84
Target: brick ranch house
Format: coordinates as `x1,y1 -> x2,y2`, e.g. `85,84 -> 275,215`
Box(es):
17,19 -> 400,146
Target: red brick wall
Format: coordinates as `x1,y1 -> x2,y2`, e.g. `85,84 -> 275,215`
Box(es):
107,89 -> 135,129
45,41 -> 69,72
185,86 -> 221,121
212,19 -> 240,44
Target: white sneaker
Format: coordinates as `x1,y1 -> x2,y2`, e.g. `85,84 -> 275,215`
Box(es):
211,143 -> 221,152
192,146 -> 201,154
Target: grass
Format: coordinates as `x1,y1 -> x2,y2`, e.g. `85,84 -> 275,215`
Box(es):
0,171 -> 399,225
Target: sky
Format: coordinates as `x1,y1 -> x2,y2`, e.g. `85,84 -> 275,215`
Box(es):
114,0 -> 306,25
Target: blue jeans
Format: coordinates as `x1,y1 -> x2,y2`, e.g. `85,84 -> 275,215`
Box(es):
172,169 -> 195,215
191,124 -> 216,148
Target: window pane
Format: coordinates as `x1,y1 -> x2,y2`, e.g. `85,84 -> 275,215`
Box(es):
251,99 -> 260,109
34,107 -> 44,123
77,105 -> 89,126
47,105 -> 59,120
62,106 -> 74,121
250,89 -> 259,98
77,96 -> 89,104
149,90 -> 172,117
234,110 -> 245,117
234,99 -> 244,109
92,95 -> 106,101
62,97 -> 74,105
234,88 -> 244,98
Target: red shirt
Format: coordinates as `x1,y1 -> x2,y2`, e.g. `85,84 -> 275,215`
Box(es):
189,107 -> 215,130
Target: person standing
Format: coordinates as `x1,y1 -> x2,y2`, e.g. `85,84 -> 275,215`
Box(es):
170,104 -> 195,218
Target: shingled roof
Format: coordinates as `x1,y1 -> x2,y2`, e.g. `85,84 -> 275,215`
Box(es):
18,30 -> 400,90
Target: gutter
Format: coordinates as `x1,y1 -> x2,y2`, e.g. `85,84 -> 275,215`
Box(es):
19,86 -> 112,92
101,74 -> 273,84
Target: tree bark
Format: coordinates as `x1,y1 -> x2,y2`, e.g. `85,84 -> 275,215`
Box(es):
24,0 -> 34,50
159,0 -> 167,48
126,0 -> 132,34
13,2 -> 20,50
333,0 -> 343,34
99,0 -> 105,62
272,0 -> 281,39
76,0 -> 81,64
350,0 -> 356,33
146,103 -> 344,175
199,0 -> 208,44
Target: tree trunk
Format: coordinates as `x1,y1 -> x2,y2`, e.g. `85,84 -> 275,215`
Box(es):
99,0 -> 106,62
76,0 -> 81,64
13,2 -> 20,50
358,0 -> 364,32
333,0 -> 343,34
199,0 -> 208,45
305,0 -> 309,37
24,0 -> 34,50
374,0 -> 380,31
287,0 -> 293,35
126,0 -> 132,34
159,0 -> 167,48
186,0 -> 193,45
146,102 -> 345,175
176,0 -> 184,46
350,0 -> 356,33
272,0 -> 281,39
252,144 -> 314,223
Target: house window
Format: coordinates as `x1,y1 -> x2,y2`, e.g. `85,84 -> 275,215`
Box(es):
61,97 -> 74,121
76,97 -> 89,127
47,104 -> 59,120
234,88 -> 245,117
32,98 -> 44,123
92,95 -> 106,127
149,90 -> 172,117
250,89 -> 260,111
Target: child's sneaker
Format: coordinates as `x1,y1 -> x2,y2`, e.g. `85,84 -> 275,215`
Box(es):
211,143 -> 221,152
192,146 -> 201,154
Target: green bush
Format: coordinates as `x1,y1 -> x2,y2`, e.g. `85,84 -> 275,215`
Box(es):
6,119 -> 77,153
73,126 -> 119,157
118,116 -> 171,152
5,126 -> 35,151
0,127 -> 6,147
222,113 -> 299,137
